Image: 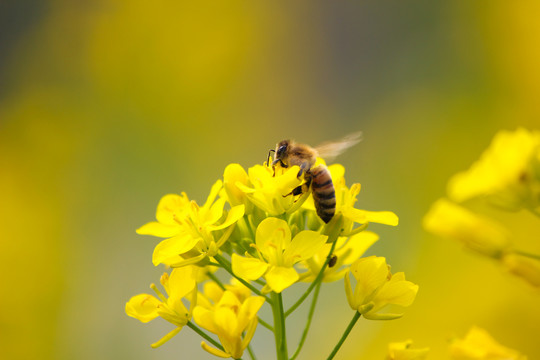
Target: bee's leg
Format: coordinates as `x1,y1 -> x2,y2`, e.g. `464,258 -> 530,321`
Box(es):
283,177 -> 312,199
267,149 -> 275,166
297,162 -> 310,178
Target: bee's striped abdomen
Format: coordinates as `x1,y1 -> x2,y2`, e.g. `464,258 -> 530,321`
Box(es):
310,165 -> 336,223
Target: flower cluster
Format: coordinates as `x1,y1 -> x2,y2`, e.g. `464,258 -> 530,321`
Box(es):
386,326 -> 527,360
424,128 -> 540,288
127,151 -> 415,359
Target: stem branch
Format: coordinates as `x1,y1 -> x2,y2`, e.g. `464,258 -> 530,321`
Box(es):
326,312 -> 361,360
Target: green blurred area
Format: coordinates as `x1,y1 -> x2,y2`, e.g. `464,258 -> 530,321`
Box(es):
1,1 -> 539,359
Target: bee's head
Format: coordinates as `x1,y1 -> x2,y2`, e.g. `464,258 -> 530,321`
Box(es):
275,140 -> 290,160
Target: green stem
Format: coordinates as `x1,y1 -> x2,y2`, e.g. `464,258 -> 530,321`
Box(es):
213,254 -> 272,304
207,272 -> 226,291
326,312 -> 361,360
187,321 -> 224,351
271,292 -> 288,360
514,250 -> 540,261
247,343 -> 257,360
290,280 -> 322,360
258,317 -> 274,332
285,240 -> 338,317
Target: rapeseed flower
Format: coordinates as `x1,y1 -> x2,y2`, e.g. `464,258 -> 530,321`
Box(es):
232,217 -> 327,293
448,128 -> 540,212
125,265 -> 198,348
234,163 -> 304,216
387,340 -> 429,360
300,231 -> 379,283
136,180 -> 245,267
449,326 -> 527,360
344,256 -> 418,320
193,282 -> 265,359
423,198 -> 511,259
130,138 -> 404,359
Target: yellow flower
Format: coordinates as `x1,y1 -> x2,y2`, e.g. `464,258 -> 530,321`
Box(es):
448,128 -> 540,211
304,164 -> 399,234
387,340 -> 429,360
299,231 -> 379,283
502,253 -> 540,287
423,199 -> 511,259
136,179 -> 245,266
125,265 -> 198,348
231,217 -> 328,293
344,256 -> 418,320
235,163 -> 303,216
449,326 -> 527,360
193,284 -> 265,359
223,163 -> 253,213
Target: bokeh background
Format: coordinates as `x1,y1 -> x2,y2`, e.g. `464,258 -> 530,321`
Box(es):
1,1 -> 539,359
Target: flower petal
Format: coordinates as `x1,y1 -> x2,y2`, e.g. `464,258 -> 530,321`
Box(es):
255,217 -> 291,253
168,266 -> 197,302
283,230 -> 327,264
193,307 -> 218,334
232,253 -> 269,281
125,294 -> 161,323
203,180 -> 223,210
342,208 -> 399,226
350,256 -> 389,303
208,205 -> 245,231
152,234 -> 200,266
223,163 -> 249,206
136,221 -> 180,238
265,266 -> 299,293
156,193 -> 190,224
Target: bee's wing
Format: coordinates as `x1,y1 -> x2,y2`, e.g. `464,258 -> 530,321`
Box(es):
315,132 -> 363,162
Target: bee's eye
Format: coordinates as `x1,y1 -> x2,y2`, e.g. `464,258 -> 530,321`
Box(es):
277,145 -> 287,157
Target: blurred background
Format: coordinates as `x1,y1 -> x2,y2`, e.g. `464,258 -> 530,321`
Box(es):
1,1 -> 539,359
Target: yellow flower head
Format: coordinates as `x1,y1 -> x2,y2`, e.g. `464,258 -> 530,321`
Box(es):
448,128 -> 540,211
423,198 -> 511,259
449,326 -> 527,360
344,256 -> 418,320
300,231 -> 380,283
193,283 -> 265,359
235,163 -> 304,216
136,180 -> 245,267
231,217 -> 328,293
387,340 -> 430,360
125,265 -> 198,348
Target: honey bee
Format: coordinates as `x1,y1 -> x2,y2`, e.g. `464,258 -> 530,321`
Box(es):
269,132 -> 362,223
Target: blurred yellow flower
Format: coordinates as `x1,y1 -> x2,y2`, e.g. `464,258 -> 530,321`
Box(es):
387,340 -> 429,360
300,231 -> 379,283
193,285 -> 265,359
232,217 -> 327,293
136,180 -> 245,266
344,256 -> 418,320
449,326 -> 527,360
502,253 -> 540,288
447,128 -> 540,211
423,199 -> 511,259
125,266 -> 198,348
